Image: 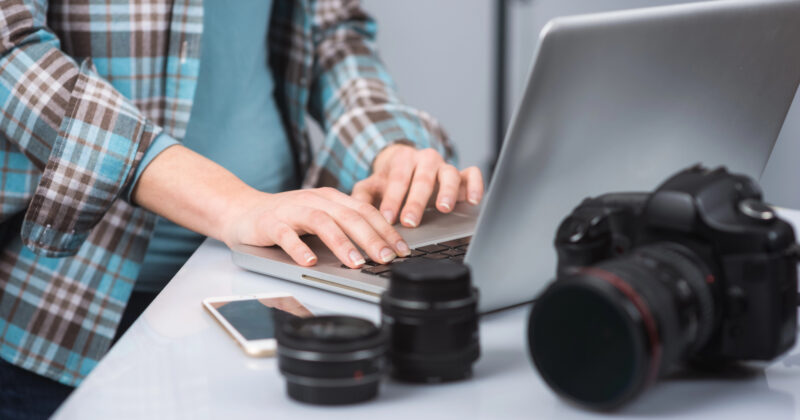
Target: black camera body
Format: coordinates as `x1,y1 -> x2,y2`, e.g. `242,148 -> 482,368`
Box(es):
528,166 -> 799,410
554,166 -> 797,362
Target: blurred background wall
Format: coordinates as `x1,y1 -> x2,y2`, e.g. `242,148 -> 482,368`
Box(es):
361,0 -> 800,208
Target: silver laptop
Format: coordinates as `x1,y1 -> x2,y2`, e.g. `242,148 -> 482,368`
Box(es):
232,0 -> 800,312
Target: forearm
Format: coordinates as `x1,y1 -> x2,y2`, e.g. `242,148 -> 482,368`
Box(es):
131,144 -> 260,242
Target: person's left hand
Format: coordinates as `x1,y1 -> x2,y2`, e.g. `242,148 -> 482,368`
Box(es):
351,144 -> 484,227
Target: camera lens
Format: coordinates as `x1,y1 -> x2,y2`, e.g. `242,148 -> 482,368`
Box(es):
276,315 -> 387,405
528,243 -> 715,410
381,259 -> 480,383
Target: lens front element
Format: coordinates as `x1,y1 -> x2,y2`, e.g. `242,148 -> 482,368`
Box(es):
528,243 -> 714,410
529,279 -> 649,409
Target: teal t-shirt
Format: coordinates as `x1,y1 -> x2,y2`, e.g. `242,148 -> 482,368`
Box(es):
134,0 -> 296,292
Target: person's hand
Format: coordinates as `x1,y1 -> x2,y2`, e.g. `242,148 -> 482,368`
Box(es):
351,144 -> 484,227
223,188 -> 411,268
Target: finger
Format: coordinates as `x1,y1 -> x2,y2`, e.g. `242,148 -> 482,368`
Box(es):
351,177 -> 379,205
312,188 -> 399,263
461,166 -> 485,205
294,208 -> 366,268
435,164 -> 460,213
267,221 -> 317,267
400,150 -> 442,227
318,187 -> 411,257
378,157 -> 415,225
334,205 -> 398,264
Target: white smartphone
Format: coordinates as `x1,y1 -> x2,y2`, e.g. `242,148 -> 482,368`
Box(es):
202,292 -> 313,357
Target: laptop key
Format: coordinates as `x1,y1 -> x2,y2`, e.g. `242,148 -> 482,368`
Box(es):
438,237 -> 471,248
417,244 -> 449,253
441,248 -> 465,257
422,253 -> 449,260
409,249 -> 426,257
379,271 -> 393,278
362,264 -> 392,275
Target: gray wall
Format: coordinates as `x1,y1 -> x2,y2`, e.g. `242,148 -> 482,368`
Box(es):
362,0 -> 800,207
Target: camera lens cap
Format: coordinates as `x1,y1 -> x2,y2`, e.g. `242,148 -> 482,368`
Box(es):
389,260 -> 472,302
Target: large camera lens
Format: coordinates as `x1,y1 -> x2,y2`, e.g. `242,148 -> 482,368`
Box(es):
276,315 -> 387,405
528,243 -> 715,410
381,259 -> 480,383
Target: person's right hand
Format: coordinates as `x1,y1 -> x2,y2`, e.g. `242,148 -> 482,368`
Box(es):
133,145 -> 409,269
223,187 -> 411,268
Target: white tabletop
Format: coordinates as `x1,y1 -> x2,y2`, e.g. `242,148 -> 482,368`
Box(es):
54,209 -> 800,420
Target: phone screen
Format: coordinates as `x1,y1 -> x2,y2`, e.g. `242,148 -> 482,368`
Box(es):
208,296 -> 313,341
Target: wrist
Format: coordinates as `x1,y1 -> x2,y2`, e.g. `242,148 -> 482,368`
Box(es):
218,186 -> 269,246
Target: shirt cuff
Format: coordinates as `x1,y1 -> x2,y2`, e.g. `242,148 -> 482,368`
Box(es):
123,132 -> 180,202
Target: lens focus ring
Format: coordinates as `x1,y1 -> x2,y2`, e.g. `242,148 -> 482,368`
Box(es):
276,315 -> 387,405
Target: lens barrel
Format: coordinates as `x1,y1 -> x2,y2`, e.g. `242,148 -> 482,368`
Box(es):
276,315 -> 388,405
528,243 -> 714,410
381,260 -> 480,383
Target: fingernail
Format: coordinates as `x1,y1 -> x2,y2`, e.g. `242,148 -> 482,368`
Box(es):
382,210 -> 394,224
396,240 -> 410,256
468,191 -> 480,205
349,250 -> 366,266
439,198 -> 453,211
304,252 -> 317,264
403,214 -> 418,228
380,247 -> 396,263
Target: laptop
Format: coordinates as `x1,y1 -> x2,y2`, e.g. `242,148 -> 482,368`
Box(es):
232,0 -> 800,312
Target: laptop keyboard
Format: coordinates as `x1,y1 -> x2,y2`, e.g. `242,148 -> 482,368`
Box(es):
342,236 -> 471,278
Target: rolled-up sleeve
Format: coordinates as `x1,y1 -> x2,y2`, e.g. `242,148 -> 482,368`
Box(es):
0,1 -> 165,257
122,132 -> 180,202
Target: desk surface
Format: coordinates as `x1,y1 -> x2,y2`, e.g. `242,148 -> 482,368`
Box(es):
54,210 -> 800,420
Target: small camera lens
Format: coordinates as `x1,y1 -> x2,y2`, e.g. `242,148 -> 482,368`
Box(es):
528,243 -> 715,410
276,315 -> 387,405
381,260 -> 480,383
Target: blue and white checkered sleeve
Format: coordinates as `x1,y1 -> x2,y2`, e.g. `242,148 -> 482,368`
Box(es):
0,0 -> 165,257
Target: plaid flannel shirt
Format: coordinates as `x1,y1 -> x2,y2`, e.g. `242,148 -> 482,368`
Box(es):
0,0 -> 452,387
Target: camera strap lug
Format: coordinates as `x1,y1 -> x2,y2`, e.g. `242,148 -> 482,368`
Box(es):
786,244 -> 800,262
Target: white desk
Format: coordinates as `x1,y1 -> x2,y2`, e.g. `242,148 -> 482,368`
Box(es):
54,210 -> 800,420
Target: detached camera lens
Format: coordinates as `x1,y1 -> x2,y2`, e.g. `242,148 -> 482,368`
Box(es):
381,260 -> 480,383
276,315 -> 387,405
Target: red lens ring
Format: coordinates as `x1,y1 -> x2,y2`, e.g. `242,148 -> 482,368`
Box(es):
579,267 -> 662,386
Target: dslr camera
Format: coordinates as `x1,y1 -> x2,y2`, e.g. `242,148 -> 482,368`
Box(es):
527,166 -> 799,410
